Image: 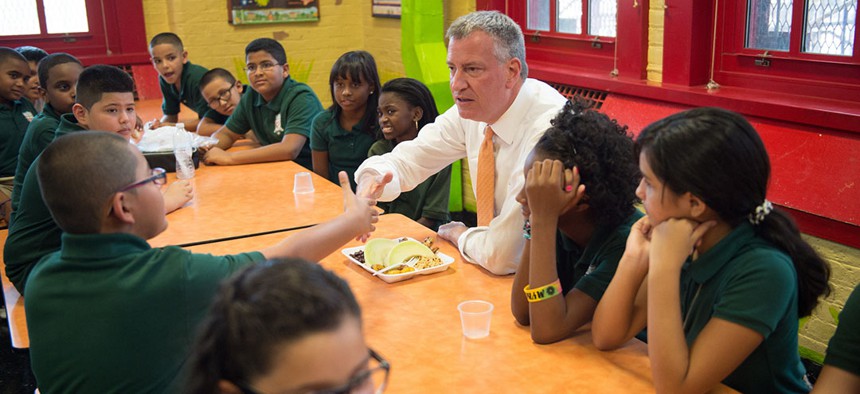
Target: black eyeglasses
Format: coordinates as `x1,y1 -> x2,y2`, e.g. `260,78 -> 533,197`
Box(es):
118,168 -> 166,192
233,348 -> 390,394
207,86 -> 234,107
244,62 -> 280,73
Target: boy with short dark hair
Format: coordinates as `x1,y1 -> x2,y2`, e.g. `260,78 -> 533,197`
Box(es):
204,38 -> 323,169
25,131 -> 377,393
148,32 -> 213,132
197,67 -> 245,136
11,53 -> 83,218
4,65 -> 193,293
0,47 -> 37,225
15,45 -> 48,112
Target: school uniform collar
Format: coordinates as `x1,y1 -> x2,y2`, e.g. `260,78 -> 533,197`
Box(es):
41,103 -> 61,120
253,76 -> 297,109
686,222 -> 756,284
55,113 -> 86,138
59,232 -> 151,260
484,79 -> 539,146
559,211 -> 641,267
0,98 -> 25,111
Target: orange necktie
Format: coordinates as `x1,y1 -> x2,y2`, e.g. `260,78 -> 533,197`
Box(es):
477,126 -> 495,226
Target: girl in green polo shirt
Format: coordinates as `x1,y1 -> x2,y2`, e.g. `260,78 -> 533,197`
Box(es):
371,78 -> 451,231
311,51 -> 381,190
593,107 -> 830,393
510,99 -> 641,344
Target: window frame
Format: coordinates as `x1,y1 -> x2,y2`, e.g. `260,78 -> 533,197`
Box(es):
508,0 -> 617,72
715,0 -> 860,102
0,0 -> 149,65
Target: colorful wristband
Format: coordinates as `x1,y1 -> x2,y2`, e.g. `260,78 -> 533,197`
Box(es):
524,279 -> 561,303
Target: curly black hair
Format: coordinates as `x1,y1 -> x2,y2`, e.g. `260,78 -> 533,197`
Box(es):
534,98 -> 640,228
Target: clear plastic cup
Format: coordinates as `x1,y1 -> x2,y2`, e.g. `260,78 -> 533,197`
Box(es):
293,172 -> 315,194
458,300 -> 493,339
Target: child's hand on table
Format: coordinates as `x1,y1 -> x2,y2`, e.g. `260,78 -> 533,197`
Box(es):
162,179 -> 194,213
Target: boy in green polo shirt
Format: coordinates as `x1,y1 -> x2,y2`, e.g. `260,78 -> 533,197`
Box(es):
197,68 -> 245,136
204,38 -> 323,169
25,131 -> 378,394
5,65 -> 193,293
0,47 -> 37,225
148,32 -> 213,132
11,53 -> 83,219
15,46 -> 48,113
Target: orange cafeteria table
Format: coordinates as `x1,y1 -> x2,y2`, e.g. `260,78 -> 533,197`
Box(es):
189,214 -> 736,393
0,229 -> 28,349
149,159 -> 344,248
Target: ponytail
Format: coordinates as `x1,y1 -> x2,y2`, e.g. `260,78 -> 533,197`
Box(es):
755,208 -> 831,317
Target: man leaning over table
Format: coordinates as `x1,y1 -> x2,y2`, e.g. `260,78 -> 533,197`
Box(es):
354,11 -> 567,275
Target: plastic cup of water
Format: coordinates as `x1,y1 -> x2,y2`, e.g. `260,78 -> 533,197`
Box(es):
458,300 -> 493,339
293,172 -> 315,194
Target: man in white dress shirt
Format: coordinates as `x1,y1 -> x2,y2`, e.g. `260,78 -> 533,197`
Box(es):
355,11 -> 567,275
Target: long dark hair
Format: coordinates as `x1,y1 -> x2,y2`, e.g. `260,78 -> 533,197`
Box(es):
327,50 -> 381,136
636,107 -> 830,317
534,99 -> 639,228
380,77 -> 440,130
184,259 -> 362,394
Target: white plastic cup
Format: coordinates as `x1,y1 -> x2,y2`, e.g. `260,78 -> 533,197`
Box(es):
458,300 -> 493,339
293,172 -> 315,194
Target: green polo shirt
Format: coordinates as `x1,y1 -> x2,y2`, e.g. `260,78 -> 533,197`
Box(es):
225,77 -> 322,170
368,139 -> 451,230
4,113 -> 86,293
680,223 -> 809,393
11,103 -> 63,214
25,232 -> 263,394
0,98 -> 36,177
824,284 -> 860,377
159,61 -> 214,119
310,110 -> 379,189
556,210 -> 643,299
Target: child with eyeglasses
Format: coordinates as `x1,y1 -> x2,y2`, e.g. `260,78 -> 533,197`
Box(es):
203,38 -> 324,170
185,258 -> 390,394
24,131 -> 380,393
197,68 -> 248,137
5,65 -> 193,294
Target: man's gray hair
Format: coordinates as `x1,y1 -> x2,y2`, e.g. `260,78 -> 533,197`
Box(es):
446,11 -> 528,79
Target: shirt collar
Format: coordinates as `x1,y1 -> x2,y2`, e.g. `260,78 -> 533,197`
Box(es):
687,222 -> 756,284
253,76 -> 296,109
41,103 -> 61,120
485,79 -> 536,146
60,232 -> 151,260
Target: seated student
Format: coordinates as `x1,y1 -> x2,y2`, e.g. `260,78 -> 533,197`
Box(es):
371,78 -> 450,231
148,32 -> 214,132
198,68 -> 246,137
0,48 -> 36,225
4,65 -> 193,293
15,46 -> 48,113
25,132 -> 379,394
311,51 -> 381,190
204,38 -> 323,169
510,99 -> 641,344
184,259 -> 388,394
591,107 -> 831,393
11,53 -> 83,218
812,283 -> 860,393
